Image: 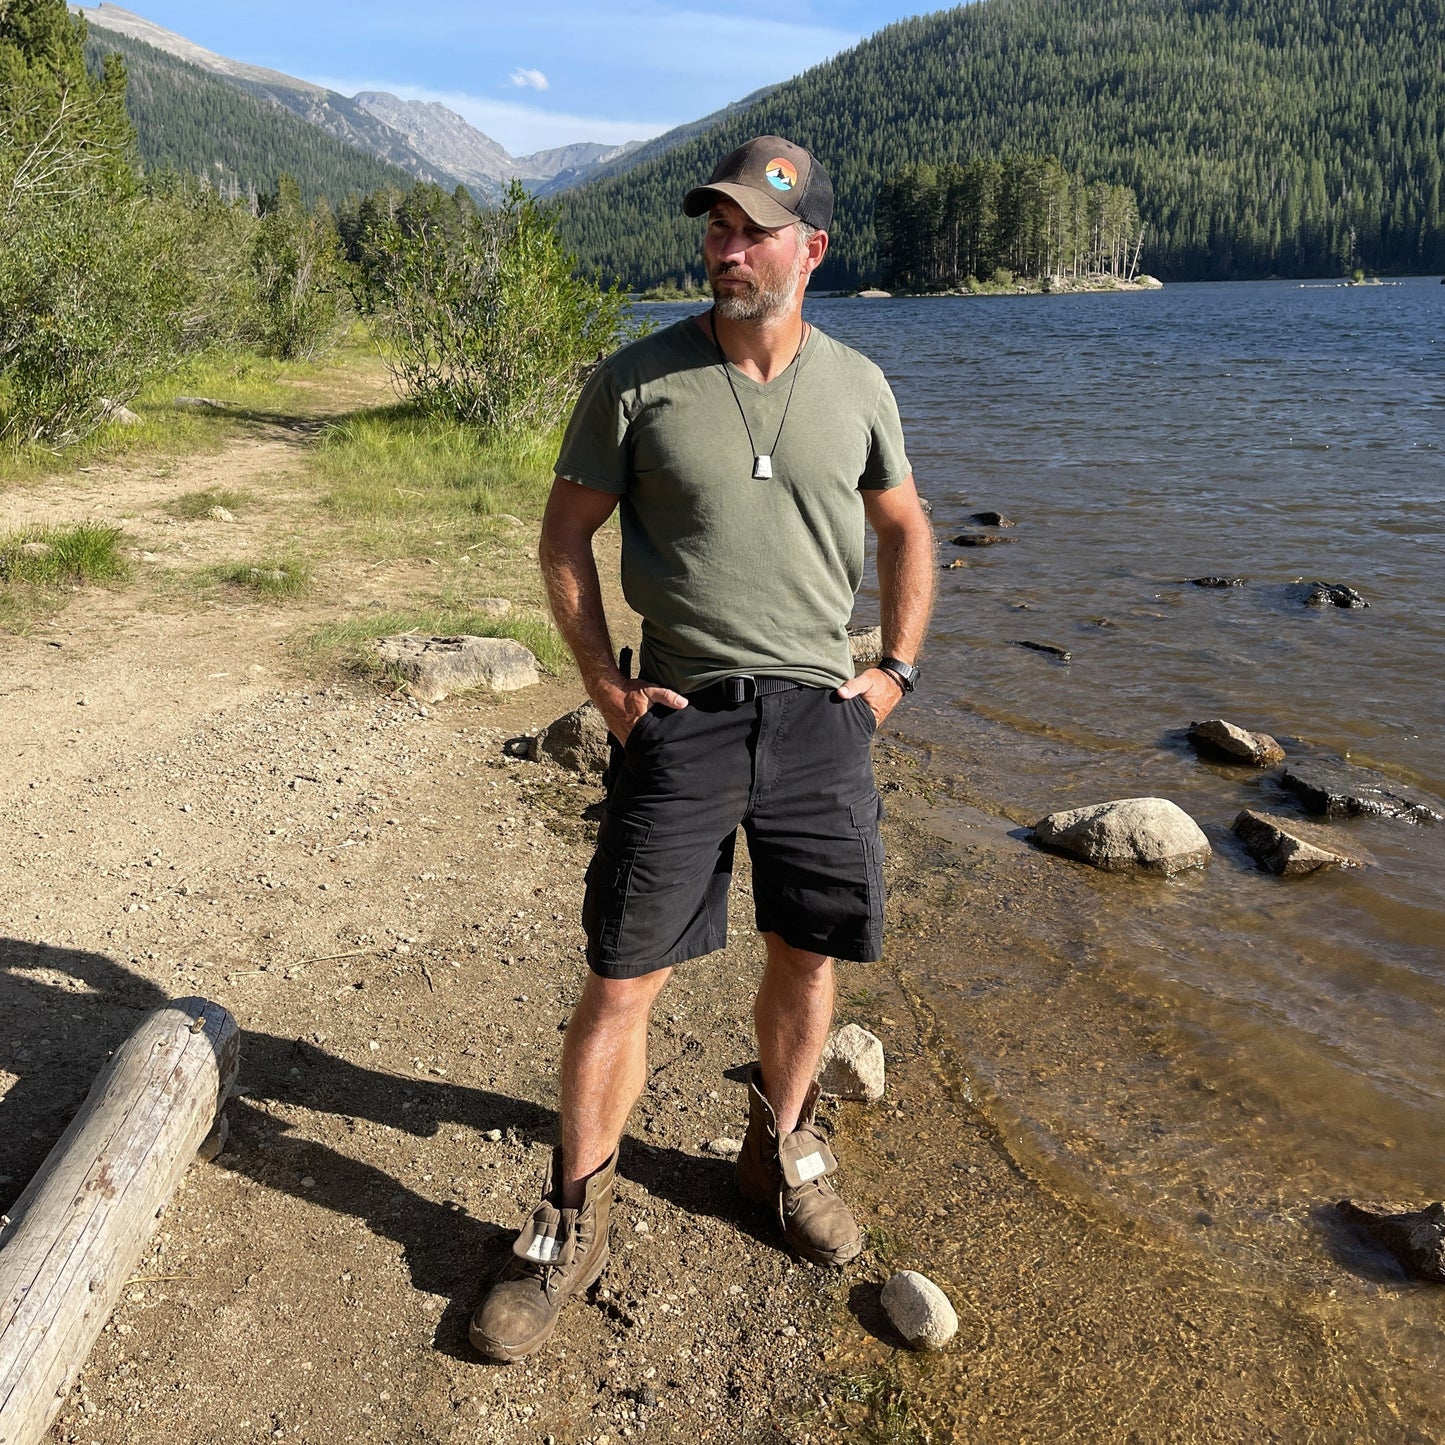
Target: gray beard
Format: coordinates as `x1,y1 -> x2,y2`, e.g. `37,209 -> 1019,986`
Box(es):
708,254 -> 804,322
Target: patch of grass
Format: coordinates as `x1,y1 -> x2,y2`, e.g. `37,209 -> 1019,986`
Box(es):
312,409 -> 558,545
163,486 -> 251,520
0,522 -> 129,586
306,607 -> 570,677
199,557 -> 312,598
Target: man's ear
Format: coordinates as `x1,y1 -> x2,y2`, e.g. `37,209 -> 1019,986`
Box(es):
803,228 -> 829,277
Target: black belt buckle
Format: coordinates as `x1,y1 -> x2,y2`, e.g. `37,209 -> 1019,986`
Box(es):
722,674 -> 757,705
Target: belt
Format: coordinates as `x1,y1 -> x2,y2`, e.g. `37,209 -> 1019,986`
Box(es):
687,675 -> 811,706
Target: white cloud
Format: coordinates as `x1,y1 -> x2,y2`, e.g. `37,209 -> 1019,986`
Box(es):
507,67 -> 549,91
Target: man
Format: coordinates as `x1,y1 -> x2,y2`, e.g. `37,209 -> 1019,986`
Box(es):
471,135 -> 935,1363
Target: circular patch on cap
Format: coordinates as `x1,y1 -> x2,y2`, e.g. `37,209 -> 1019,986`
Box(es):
764,158 -> 798,192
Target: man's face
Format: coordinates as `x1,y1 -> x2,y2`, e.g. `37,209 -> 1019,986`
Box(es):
703,200 -> 808,322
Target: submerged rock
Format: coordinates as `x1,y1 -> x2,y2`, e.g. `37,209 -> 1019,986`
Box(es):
818,1023 -> 885,1102
374,633 -> 538,704
1013,640 -> 1071,662
1304,581 -> 1369,609
950,532 -> 1017,548
968,510 -> 1015,527
1232,810 -> 1372,876
533,700 -> 611,774
1280,760 -> 1442,824
881,1271 -> 958,1350
1186,576 -> 1246,588
1337,1200 -> 1445,1282
1033,797 -> 1211,874
1188,718 -> 1285,767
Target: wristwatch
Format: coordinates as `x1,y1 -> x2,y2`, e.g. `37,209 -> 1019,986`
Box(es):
878,656 -> 920,693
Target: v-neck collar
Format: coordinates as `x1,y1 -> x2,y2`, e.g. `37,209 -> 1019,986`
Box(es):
690,311 -> 815,395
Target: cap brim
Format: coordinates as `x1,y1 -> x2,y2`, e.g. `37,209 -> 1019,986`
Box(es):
683,182 -> 799,230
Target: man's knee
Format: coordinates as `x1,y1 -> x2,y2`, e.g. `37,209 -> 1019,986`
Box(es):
760,933 -> 832,977
574,965 -> 673,1027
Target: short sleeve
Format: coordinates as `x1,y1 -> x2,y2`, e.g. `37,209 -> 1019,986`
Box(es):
859,376 -> 911,491
554,363 -> 630,495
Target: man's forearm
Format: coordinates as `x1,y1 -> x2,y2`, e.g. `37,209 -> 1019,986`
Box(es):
539,532 -> 623,701
876,517 -> 936,662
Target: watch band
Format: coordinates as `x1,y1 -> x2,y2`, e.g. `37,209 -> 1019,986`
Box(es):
878,656 -> 919,693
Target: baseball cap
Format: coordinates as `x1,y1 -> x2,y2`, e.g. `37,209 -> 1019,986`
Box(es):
683,135 -> 834,231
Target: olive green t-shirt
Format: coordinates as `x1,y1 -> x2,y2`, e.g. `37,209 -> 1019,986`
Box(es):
554,315 -> 911,693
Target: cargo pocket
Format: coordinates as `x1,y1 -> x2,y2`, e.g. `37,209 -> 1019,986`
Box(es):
582,811 -> 654,960
848,791 -> 886,933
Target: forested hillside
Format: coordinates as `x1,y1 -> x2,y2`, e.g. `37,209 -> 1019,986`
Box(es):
556,0 -> 1445,287
83,27 -> 424,207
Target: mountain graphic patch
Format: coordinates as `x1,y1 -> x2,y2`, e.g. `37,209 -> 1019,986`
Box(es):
765,158 -> 798,192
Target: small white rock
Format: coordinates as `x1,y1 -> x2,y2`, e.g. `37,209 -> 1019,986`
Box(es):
881,1270 -> 958,1350
703,1137 -> 742,1158
207,505 -> 235,523
818,1023 -> 886,1102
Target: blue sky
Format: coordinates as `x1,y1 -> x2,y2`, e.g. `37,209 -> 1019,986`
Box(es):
78,1 -> 938,157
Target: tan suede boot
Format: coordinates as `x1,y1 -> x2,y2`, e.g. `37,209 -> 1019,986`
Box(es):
736,1067 -> 861,1266
469,1146 -> 616,1362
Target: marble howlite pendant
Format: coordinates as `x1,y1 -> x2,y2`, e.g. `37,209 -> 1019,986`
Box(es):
752,454 -> 773,480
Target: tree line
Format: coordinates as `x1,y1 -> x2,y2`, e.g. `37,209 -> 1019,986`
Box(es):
876,157 -> 1143,289
553,0 -> 1445,288
1,0 -> 624,452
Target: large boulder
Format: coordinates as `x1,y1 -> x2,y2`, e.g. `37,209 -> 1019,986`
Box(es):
881,1271 -> 958,1350
1188,718 -> 1285,767
1033,797 -> 1211,874
1337,1200 -> 1445,1282
533,700 -> 611,774
373,634 -> 538,704
1280,760 -> 1442,824
817,1024 -> 885,1102
1232,810 -> 1372,877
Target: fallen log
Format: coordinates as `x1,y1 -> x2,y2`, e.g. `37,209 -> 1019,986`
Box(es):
0,998 -> 238,1445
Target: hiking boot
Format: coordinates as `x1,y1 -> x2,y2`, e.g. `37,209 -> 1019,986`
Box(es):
469,1146 -> 616,1362
736,1067 -> 861,1266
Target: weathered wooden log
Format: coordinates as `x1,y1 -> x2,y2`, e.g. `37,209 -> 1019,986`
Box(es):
0,998 -> 238,1445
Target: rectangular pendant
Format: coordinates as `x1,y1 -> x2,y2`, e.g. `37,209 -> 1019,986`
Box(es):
752,455 -> 772,480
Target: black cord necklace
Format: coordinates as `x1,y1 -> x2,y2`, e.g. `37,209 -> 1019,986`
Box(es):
709,306 -> 808,480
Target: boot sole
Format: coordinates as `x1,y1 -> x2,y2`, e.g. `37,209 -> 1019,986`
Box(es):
468,1245 -> 611,1363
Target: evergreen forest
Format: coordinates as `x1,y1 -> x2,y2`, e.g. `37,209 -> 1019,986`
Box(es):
555,0 -> 1445,289
83,27 -> 421,209
877,158 -> 1144,289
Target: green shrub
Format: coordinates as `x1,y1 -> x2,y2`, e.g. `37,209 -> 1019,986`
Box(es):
359,181 -> 630,435
251,176 -> 350,361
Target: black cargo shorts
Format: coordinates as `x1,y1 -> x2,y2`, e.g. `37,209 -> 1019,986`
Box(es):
582,681 -> 884,977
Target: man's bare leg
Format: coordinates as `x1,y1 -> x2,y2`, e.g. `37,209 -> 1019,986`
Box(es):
753,933 -> 833,1133
558,966 -> 673,1206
